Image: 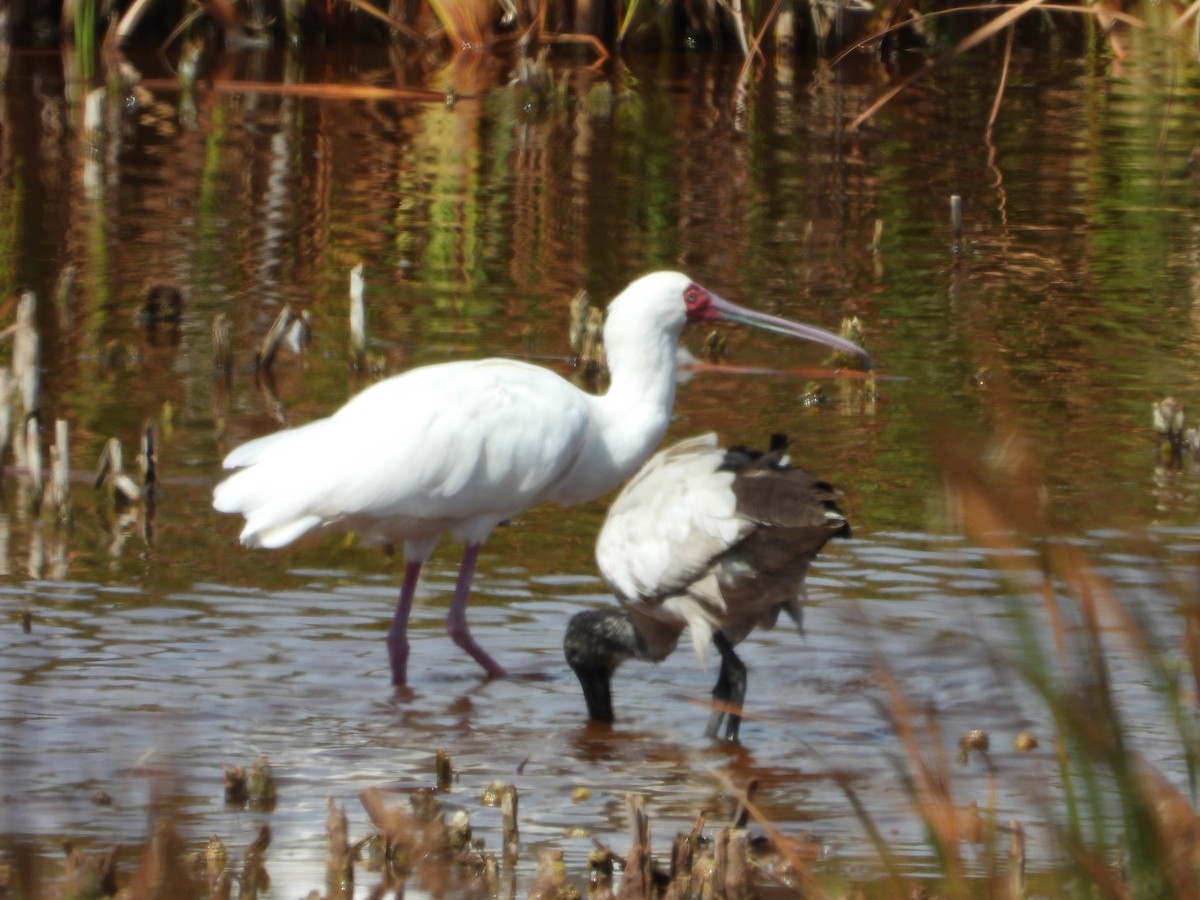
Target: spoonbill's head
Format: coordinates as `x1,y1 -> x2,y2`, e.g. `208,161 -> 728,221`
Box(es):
606,271 -> 871,368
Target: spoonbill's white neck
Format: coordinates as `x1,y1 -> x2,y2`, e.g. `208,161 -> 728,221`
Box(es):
544,277 -> 688,505
593,308 -> 682,482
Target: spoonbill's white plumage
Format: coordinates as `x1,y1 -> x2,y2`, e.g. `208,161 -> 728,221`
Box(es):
213,272 -> 868,687
563,432 -> 850,740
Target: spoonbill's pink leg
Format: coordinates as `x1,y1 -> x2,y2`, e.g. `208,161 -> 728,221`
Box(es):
387,561 -> 423,686
446,543 -> 508,679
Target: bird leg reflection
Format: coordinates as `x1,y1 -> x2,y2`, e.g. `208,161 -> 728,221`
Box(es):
446,543 -> 508,680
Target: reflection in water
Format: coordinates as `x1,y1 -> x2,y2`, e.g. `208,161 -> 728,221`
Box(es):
0,31 -> 1197,893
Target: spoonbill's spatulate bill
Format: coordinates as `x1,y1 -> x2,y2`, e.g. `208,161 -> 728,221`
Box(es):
563,433 -> 850,740
213,272 -> 867,687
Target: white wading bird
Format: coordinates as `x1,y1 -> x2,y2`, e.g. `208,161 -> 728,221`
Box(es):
563,433 -> 850,741
213,272 -> 868,687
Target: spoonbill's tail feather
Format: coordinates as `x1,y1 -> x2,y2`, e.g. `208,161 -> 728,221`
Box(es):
213,421 -> 336,548
213,462 -> 325,548
243,513 -> 324,549
220,425 -> 318,469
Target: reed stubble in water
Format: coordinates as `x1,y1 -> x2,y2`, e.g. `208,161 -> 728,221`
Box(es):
256,304 -> 295,372
349,263 -> 366,370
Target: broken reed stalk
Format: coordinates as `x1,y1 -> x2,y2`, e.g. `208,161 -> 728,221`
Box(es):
619,794 -> 651,899
588,849 -> 615,895
14,289 -> 39,419
95,437 -> 142,504
139,420 -> 157,496
24,418 -> 41,513
349,263 -> 366,368
950,194 -> 963,247
54,264 -> 76,328
732,779 -> 758,829
711,827 -> 730,896
212,312 -> 233,373
0,369 -> 14,471
256,304 -> 294,372
435,749 -> 453,791
286,310 -> 313,355
723,829 -> 752,900
47,418 -> 70,518
528,850 -> 572,899
325,798 -> 354,900
668,814 -> 703,888
500,784 -> 519,855
1007,819 -> 1025,900
714,828 -> 738,898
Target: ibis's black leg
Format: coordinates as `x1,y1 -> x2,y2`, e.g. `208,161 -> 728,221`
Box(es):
705,632 -> 747,742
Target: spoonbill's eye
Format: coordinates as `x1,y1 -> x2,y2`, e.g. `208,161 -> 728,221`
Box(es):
684,285 -> 705,311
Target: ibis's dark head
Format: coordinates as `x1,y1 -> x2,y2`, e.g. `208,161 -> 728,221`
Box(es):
563,608 -> 651,723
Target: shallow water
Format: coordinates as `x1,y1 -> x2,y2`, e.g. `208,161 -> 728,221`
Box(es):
2,516 -> 1197,894
2,19 -> 1200,895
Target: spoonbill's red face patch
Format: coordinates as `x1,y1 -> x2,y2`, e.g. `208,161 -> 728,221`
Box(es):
683,283 -> 714,320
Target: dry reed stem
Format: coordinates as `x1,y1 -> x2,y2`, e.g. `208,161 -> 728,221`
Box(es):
501,783 -> 519,852
257,305 -> 294,372
137,78 -> 455,103
941,417 -> 1200,896
842,2 -> 1153,129
985,24 -> 1015,140
426,0 -> 489,49
359,787 -> 422,863
212,313 -> 233,373
339,0 -> 425,40
1172,0 -> 1200,30
24,419 -> 41,511
325,797 -> 354,899
139,420 -> 157,490
707,772 -> 826,897
541,31 -> 611,65
0,369 -> 15,469
349,264 -> 366,367
114,0 -> 161,42
436,749 -> 453,791
735,0 -> 785,92
48,419 -> 69,517
14,290 -> 39,419
874,667 -> 969,887
617,794 -> 651,900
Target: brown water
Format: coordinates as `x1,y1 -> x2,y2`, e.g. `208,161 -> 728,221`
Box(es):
2,21 -> 1200,895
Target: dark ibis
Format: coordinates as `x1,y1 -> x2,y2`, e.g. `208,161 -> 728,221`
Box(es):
563,432 -> 850,740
